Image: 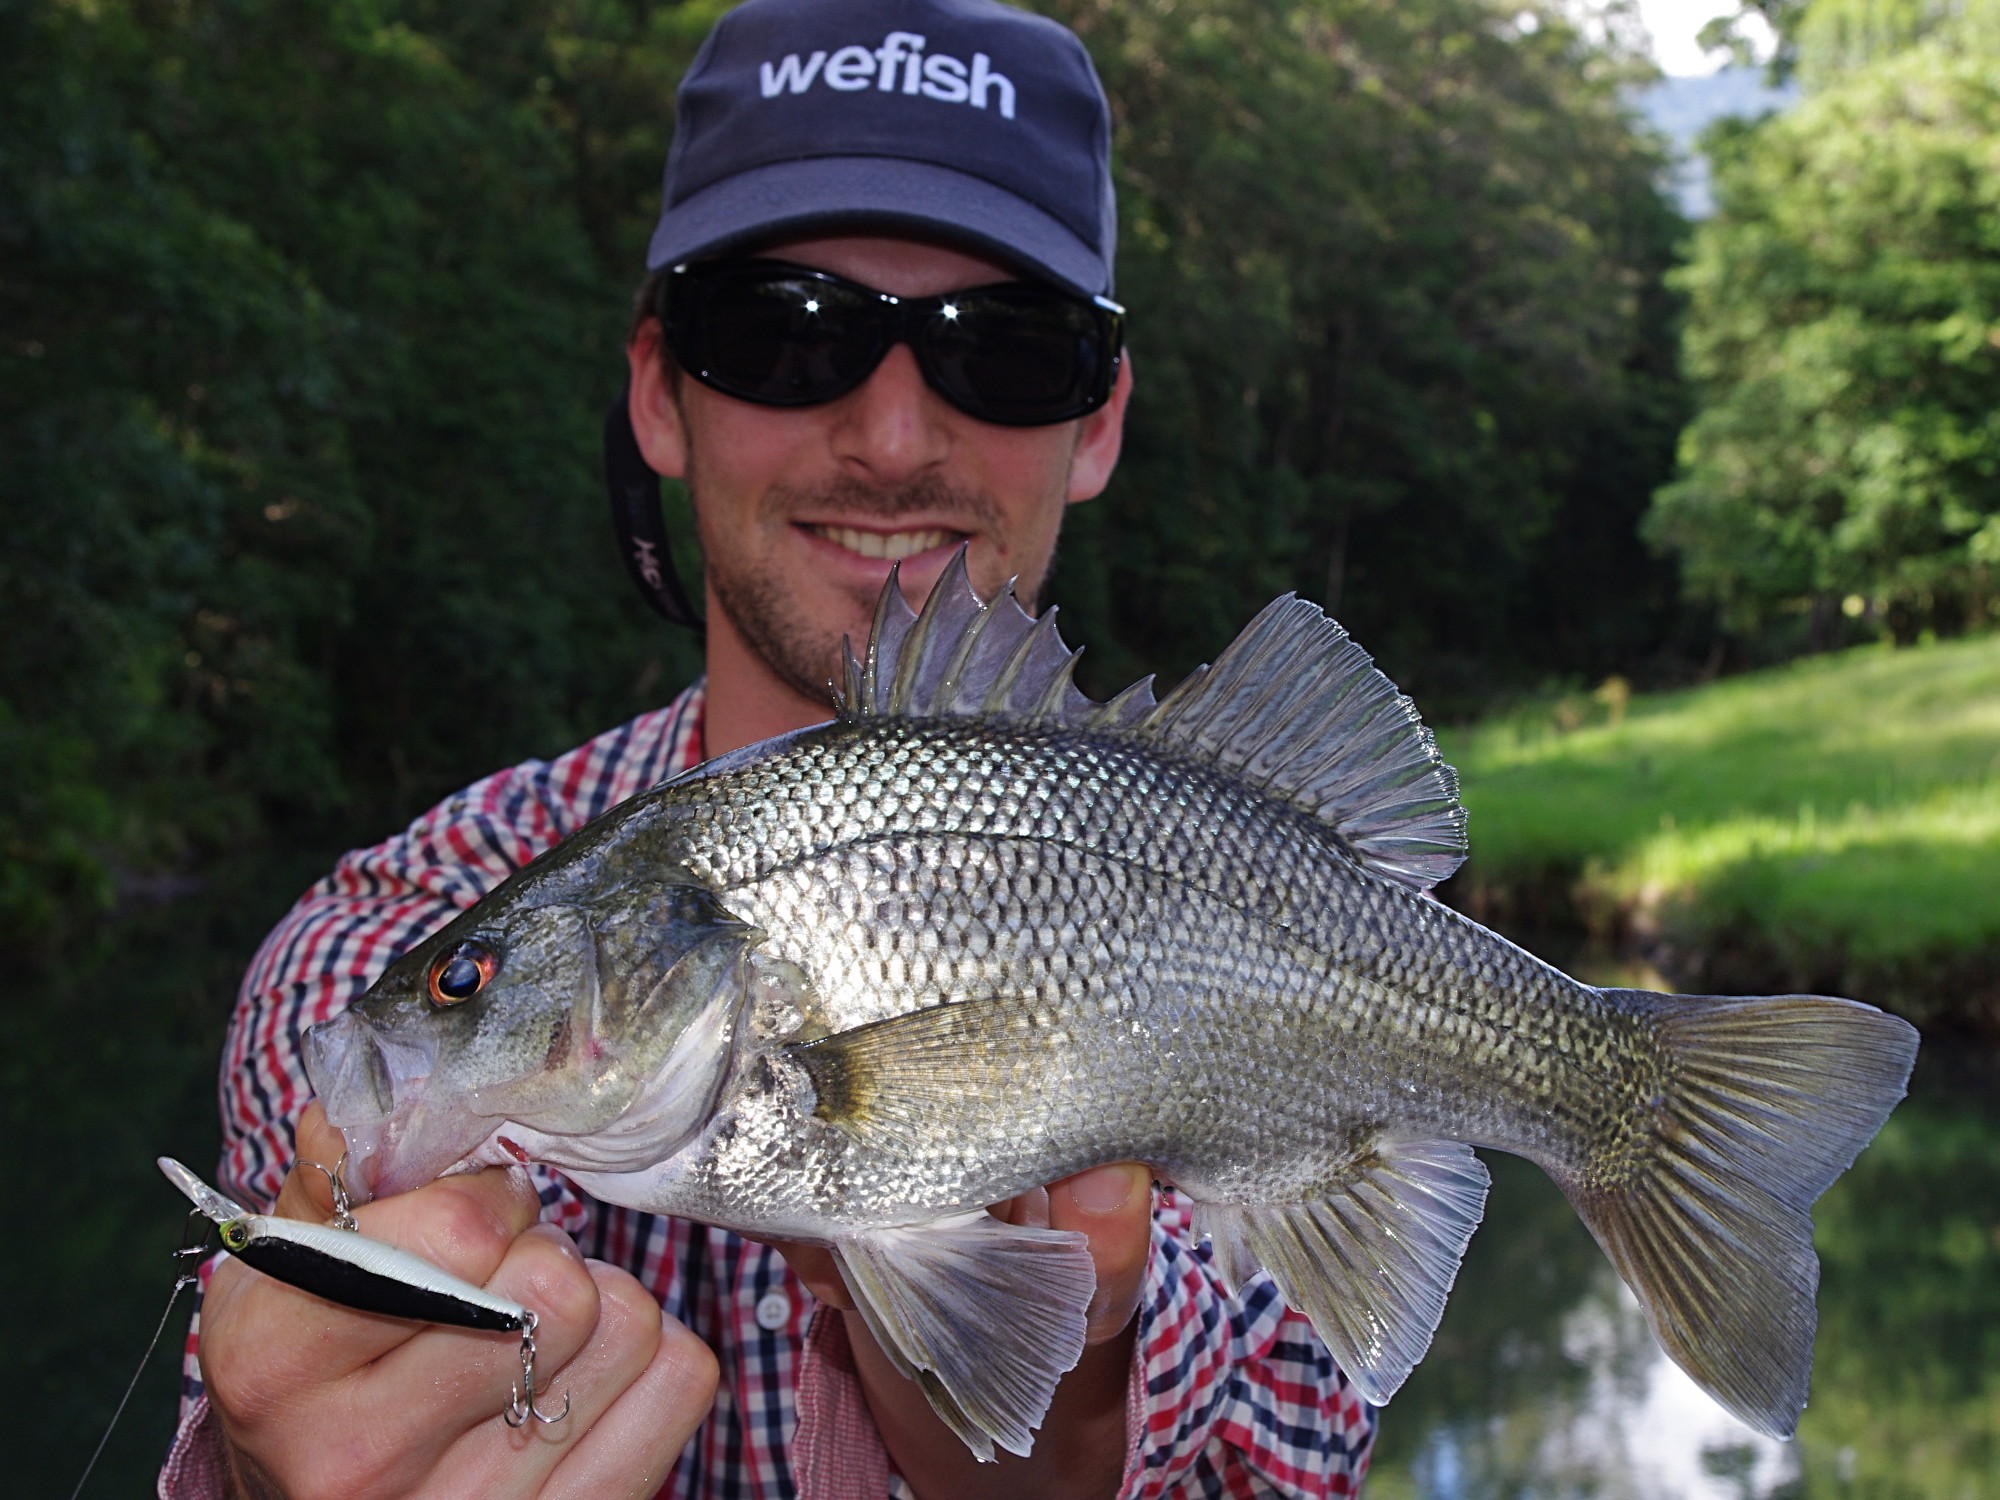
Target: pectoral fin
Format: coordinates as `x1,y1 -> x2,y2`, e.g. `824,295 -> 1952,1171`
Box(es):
1193,1136 -> 1489,1405
832,1214 -> 1096,1462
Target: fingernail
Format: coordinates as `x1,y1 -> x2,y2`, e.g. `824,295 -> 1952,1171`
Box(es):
526,1222 -> 582,1260
1066,1164 -> 1143,1216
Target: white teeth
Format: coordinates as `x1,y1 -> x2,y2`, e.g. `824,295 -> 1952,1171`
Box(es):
812,526 -> 953,561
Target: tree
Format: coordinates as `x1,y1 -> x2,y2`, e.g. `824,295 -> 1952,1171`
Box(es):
4,0 -> 1689,949
0,0 -> 710,951
1039,0 -> 1689,702
1794,0 -> 2000,84
1648,31 -> 2000,645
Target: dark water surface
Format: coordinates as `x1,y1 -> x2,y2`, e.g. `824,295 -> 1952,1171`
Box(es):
9,854 -> 330,1499
15,886 -> 1999,1498
1366,1050 -> 2000,1500
1366,934 -> 2000,1500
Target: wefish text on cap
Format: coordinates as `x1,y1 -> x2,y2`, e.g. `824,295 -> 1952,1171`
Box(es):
758,31 -> 1018,118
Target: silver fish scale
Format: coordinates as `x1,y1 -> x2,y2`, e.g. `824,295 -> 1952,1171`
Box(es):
642,718 -> 1673,1232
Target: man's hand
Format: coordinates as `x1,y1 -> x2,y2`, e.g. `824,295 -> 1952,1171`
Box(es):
771,1162 -> 1154,1500
197,1103 -> 719,1500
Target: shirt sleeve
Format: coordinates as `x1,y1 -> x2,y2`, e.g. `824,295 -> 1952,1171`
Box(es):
1122,1192 -> 1376,1499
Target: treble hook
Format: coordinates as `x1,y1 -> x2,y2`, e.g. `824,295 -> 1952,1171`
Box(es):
175,1206 -> 215,1269
504,1311 -> 571,1428
290,1155 -> 358,1232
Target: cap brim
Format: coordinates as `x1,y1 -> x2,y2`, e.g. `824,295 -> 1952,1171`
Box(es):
647,156 -> 1110,298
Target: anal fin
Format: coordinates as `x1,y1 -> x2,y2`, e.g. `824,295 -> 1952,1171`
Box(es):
1195,1137 -> 1489,1406
832,1214 -> 1096,1462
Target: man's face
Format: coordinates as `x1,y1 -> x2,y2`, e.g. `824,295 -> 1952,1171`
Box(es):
627,235 -> 1130,709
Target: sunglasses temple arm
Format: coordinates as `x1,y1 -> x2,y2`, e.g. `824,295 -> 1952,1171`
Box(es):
604,392 -> 705,638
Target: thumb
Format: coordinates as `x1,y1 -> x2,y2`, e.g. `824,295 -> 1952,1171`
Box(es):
1048,1163 -> 1153,1344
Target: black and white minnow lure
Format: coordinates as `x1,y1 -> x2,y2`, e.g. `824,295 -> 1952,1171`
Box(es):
156,1156 -> 568,1426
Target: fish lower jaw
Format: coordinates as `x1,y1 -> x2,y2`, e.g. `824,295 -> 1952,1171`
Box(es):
335,1108 -> 492,1203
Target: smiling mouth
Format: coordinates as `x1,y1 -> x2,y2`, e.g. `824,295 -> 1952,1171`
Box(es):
806,524 -> 960,561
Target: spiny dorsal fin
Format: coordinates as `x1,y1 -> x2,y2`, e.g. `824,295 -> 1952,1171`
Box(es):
837,547 -> 1466,891
838,548 -> 1102,725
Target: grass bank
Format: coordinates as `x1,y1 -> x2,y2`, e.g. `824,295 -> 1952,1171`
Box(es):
1436,632 -> 2000,1031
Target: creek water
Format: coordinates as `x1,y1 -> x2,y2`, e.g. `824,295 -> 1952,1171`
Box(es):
18,890 -> 1999,1498
1366,944 -> 2000,1500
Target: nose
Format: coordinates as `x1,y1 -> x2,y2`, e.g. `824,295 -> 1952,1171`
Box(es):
827,341 -> 952,485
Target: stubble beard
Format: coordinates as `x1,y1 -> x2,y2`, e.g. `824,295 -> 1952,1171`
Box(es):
694,468 -> 1039,710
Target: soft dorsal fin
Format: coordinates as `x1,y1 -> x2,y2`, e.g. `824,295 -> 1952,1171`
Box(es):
836,548 -> 1466,890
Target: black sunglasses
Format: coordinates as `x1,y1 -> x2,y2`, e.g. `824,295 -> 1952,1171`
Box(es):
660,259 -> 1125,428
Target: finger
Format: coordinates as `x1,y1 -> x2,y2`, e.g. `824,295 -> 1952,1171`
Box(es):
765,1240 -> 852,1310
538,1306 -> 720,1500
352,1223 -> 605,1478
276,1101 -> 345,1219
348,1165 -> 545,1282
428,1261 -> 679,1500
991,1186 -> 1051,1229
1048,1163 -> 1154,1343
215,1158 -> 548,1412
279,1101 -> 544,1284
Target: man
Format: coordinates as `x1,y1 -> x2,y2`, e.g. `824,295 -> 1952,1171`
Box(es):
164,2 -> 1376,1495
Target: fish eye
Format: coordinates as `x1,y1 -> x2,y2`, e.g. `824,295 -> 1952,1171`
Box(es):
429,940 -> 500,1006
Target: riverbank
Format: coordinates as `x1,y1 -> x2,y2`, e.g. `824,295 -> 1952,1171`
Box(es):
1436,632 -> 2000,1033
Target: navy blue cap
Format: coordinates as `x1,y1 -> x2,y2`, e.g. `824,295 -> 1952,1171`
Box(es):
648,0 -> 1116,297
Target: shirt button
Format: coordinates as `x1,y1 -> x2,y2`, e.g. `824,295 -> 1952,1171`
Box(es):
754,1290 -> 792,1331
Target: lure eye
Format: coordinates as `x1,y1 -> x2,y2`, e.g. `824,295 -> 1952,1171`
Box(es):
429,941 -> 499,1005
220,1220 -> 248,1252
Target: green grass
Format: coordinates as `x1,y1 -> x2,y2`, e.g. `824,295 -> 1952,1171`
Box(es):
1436,632 -> 2000,1022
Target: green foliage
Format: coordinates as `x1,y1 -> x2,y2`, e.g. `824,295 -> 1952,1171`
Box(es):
1796,0 -> 2000,84
1,0 -> 705,952
3,0 -> 1688,952
1440,630 -> 2000,1025
1041,0 -> 1692,705
1649,38 -> 2000,647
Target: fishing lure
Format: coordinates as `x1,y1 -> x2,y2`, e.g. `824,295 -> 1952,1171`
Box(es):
156,1157 -> 569,1427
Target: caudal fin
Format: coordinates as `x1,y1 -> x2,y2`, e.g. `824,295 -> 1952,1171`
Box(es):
1561,990 -> 1918,1439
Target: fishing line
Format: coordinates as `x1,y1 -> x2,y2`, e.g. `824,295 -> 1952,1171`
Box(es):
68,1212 -> 207,1500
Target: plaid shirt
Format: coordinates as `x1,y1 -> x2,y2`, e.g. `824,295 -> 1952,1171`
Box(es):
162,683 -> 1376,1499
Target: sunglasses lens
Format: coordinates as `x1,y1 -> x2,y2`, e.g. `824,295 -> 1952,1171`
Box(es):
667,264 -> 1118,425
922,289 -> 1110,425
671,270 -> 884,405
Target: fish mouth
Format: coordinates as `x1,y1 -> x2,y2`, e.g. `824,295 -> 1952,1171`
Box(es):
302,1011 -> 487,1202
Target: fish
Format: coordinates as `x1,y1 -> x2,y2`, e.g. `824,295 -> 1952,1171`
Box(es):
303,552 -> 1920,1460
